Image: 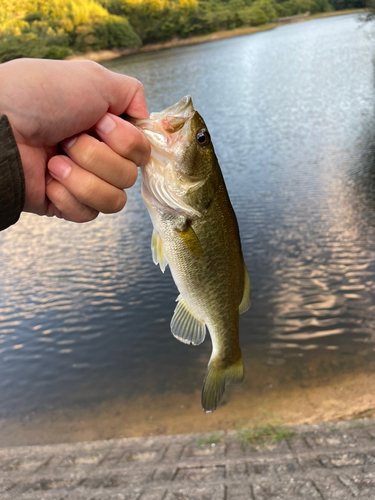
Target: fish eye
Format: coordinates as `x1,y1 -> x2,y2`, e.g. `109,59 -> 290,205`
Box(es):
196,129 -> 211,147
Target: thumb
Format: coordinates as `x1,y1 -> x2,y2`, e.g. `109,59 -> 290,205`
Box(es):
105,71 -> 149,119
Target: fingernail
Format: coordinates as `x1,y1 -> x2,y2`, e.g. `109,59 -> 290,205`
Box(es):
61,135 -> 78,149
48,157 -> 71,180
95,114 -> 116,135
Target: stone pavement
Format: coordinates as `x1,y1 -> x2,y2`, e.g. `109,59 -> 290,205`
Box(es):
2,419 -> 375,499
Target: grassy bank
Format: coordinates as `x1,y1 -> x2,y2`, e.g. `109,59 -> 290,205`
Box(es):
68,8 -> 367,62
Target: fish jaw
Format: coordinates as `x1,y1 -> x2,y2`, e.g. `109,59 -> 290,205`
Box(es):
134,95 -> 195,150
149,95 -> 194,122
134,96 -> 204,219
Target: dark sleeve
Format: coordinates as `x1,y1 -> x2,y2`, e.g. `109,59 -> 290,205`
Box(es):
0,114 -> 25,231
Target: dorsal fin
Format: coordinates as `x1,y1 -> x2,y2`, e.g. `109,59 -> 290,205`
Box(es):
171,296 -> 206,346
239,263 -> 251,314
151,230 -> 168,273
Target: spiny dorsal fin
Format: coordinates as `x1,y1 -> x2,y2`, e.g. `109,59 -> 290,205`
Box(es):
151,230 -> 168,273
171,297 -> 206,346
239,262 -> 251,314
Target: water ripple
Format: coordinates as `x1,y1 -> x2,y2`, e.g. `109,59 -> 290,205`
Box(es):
0,14 -> 375,419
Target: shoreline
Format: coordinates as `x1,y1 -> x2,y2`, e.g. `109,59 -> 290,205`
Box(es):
67,9 -> 366,63
2,346 -> 375,447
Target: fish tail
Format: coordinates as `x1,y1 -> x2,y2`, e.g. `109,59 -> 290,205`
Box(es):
201,353 -> 244,413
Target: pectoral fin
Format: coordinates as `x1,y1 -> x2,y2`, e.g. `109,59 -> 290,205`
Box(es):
175,224 -> 203,259
151,230 -> 168,273
171,296 -> 206,346
239,263 -> 251,314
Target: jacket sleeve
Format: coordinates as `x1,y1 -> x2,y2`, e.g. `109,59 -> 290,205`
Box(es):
0,114 -> 25,231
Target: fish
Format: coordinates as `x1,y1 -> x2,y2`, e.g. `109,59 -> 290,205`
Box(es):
132,96 -> 251,412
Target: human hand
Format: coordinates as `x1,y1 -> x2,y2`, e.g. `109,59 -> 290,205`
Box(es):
0,58 -> 150,222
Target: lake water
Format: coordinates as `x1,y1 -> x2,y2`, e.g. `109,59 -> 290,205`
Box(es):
2,14 -> 375,446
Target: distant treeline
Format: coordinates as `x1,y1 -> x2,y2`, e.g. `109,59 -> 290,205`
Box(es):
0,0 -> 367,62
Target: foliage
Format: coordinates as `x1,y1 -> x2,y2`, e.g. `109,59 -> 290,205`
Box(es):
363,0 -> 375,21
278,0 -> 321,15
0,0 -> 361,62
0,0 -> 140,63
329,0 -> 365,9
91,16 -> 141,49
105,0 -> 303,43
0,2 -> 29,38
0,34 -> 72,63
196,432 -> 223,446
236,424 -> 295,450
104,0 -> 201,42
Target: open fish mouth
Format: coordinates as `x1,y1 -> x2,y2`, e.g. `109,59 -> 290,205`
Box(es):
149,95 -> 194,122
134,95 -> 195,140
134,95 -> 203,218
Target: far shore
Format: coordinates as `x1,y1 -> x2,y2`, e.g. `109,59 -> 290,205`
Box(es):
67,9 -> 367,63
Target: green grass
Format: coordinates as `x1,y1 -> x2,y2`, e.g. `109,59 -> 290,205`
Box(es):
326,424 -> 339,433
348,420 -> 366,430
236,424 -> 295,450
197,432 -> 223,447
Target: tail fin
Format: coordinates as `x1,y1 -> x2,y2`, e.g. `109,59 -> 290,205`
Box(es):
201,356 -> 244,413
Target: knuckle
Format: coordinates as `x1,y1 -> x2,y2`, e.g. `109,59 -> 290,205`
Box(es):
129,76 -> 145,93
137,81 -> 146,97
88,209 -> 99,221
125,127 -> 150,166
47,180 -> 68,206
123,163 -> 138,188
46,179 -> 99,223
82,59 -> 103,74
124,127 -> 139,152
76,208 -> 99,223
111,190 -> 127,214
140,136 -> 151,166
81,175 -> 97,203
80,141 -> 97,168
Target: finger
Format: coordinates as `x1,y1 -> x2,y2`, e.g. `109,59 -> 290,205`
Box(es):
45,174 -> 63,218
46,178 -> 99,223
45,201 -> 63,219
61,133 -> 138,189
94,113 -> 151,167
47,155 -> 127,214
106,72 -> 149,119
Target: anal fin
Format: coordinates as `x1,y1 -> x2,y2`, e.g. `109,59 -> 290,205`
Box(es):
171,297 -> 206,346
151,230 -> 168,273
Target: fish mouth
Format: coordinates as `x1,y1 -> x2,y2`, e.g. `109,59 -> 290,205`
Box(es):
150,95 -> 194,122
134,95 -> 195,139
137,95 -> 203,219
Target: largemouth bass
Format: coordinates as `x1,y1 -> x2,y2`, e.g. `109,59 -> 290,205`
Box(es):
133,96 -> 251,412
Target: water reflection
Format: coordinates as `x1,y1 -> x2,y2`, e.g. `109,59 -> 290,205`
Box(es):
1,14 -> 375,444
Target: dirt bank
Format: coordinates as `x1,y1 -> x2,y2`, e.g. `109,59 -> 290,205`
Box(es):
2,344 -> 375,447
